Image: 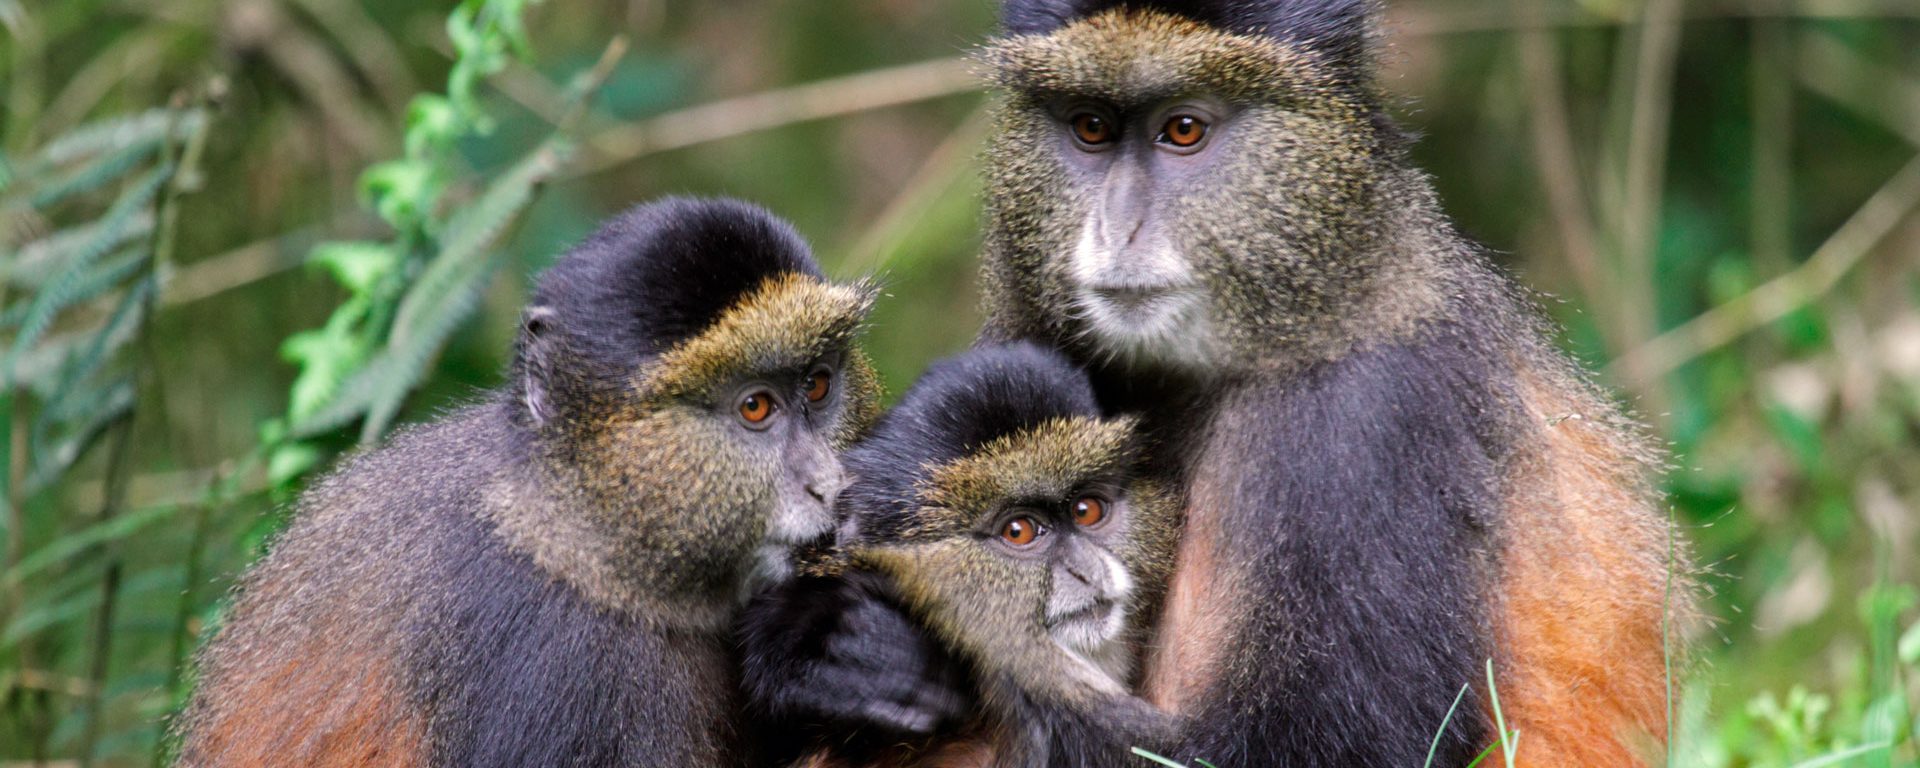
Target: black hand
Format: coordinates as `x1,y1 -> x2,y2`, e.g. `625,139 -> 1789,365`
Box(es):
738,571 -> 971,742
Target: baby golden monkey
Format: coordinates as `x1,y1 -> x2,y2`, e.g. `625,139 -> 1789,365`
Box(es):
743,343 -> 1178,768
176,198 -> 880,767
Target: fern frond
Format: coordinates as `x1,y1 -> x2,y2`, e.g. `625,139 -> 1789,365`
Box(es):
3,211 -> 154,290
21,378 -> 134,496
3,166 -> 167,377
8,276 -> 149,393
1,247 -> 150,329
32,109 -> 200,173
21,140 -> 162,212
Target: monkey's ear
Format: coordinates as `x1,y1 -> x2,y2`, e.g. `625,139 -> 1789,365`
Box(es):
517,305 -> 560,427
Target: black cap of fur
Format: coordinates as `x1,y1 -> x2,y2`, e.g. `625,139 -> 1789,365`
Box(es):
530,196 -> 820,359
839,342 -> 1099,542
510,197 -> 821,430
1001,0 -> 1373,69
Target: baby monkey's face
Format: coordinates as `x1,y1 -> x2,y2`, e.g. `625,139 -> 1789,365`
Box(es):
975,483 -> 1136,657
852,413 -> 1159,691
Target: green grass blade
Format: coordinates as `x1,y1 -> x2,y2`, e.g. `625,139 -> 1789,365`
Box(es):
1426,682 -> 1472,768
1,502 -> 177,590
1130,747 -> 1190,767
1786,741 -> 1891,768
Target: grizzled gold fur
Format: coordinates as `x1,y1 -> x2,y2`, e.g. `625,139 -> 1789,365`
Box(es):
642,273 -> 879,415
979,8 -> 1453,373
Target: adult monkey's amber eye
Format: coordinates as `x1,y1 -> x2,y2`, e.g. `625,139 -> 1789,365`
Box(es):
1072,496 -> 1106,527
1161,114 -> 1209,148
1071,113 -> 1114,145
738,391 -> 777,425
1000,516 -> 1043,547
805,370 -> 832,403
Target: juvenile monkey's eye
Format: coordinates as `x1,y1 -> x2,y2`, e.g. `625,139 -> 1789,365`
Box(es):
805,370 -> 832,403
1159,114 -> 1209,148
1072,496 -> 1107,527
1070,113 -> 1114,146
1000,516 -> 1044,547
738,391 -> 777,425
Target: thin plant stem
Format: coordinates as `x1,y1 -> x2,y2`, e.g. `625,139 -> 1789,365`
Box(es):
1612,0 -> 1684,395
1611,153 -> 1920,384
575,56 -> 979,177
1511,3 -> 1611,342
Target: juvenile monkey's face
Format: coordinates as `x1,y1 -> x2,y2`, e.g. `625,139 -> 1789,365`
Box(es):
981,9 -> 1381,370
855,416 -> 1161,694
574,273 -> 880,595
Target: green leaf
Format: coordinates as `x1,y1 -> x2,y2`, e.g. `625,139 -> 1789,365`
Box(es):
0,0 -> 23,39
0,246 -> 148,330
22,140 -> 158,211
405,95 -> 461,158
1786,742 -> 1892,768
359,158 -> 438,229
1129,748 -> 1189,768
356,142 -> 565,439
8,275 -> 151,395
2,587 -> 103,648
308,241 -> 401,295
267,442 -> 324,488
1899,619 -> 1920,665
281,324 -> 371,423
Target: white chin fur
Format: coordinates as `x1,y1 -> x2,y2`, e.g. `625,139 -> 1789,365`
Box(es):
1069,217 -> 1216,370
1075,289 -> 1214,370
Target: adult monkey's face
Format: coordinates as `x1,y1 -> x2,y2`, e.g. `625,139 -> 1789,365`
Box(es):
979,7 -> 1391,372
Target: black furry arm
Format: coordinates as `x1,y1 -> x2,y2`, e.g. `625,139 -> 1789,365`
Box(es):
738,570 -> 973,756
1167,331 -> 1507,767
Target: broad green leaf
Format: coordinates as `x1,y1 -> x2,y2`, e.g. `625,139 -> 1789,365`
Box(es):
361,159 -> 440,229
267,442 -> 323,488
308,241 -> 401,295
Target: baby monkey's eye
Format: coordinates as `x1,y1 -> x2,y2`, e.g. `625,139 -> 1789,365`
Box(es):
1072,496 -> 1107,527
1159,114 -> 1209,148
738,390 -> 777,426
805,370 -> 832,403
1000,516 -> 1045,547
1070,113 -> 1114,146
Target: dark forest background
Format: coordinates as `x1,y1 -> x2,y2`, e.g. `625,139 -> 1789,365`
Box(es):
2,0 -> 1918,764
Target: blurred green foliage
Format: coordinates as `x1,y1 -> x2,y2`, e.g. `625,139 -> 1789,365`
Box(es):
1,0 -> 1917,765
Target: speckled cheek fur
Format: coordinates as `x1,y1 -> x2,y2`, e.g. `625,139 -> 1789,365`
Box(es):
855,540 -> 1056,686
600,405 -> 780,578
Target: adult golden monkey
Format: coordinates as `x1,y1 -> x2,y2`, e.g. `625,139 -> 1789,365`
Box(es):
750,2 -> 1694,765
